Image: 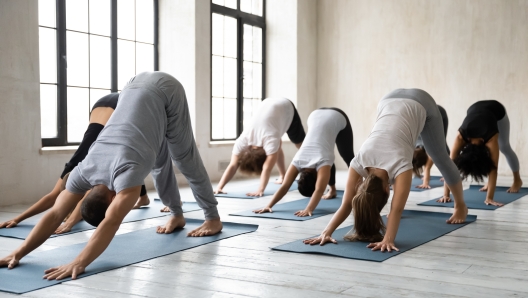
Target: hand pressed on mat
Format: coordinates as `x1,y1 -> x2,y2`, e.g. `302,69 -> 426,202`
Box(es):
43,261 -> 85,280
303,232 -> 337,246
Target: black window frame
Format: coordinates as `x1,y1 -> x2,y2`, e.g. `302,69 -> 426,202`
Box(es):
210,0 -> 266,141
41,0 -> 159,147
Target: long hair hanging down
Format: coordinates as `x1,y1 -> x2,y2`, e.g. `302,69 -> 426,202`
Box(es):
454,144 -> 496,182
344,174 -> 389,242
412,147 -> 428,176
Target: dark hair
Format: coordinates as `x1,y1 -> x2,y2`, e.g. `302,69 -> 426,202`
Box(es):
238,147 -> 267,175
81,186 -> 111,227
412,147 -> 428,176
454,144 -> 496,183
297,169 -> 317,197
344,174 -> 389,242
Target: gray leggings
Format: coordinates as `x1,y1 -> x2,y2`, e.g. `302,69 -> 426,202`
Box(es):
124,72 -> 219,220
383,88 -> 461,186
497,114 -> 520,172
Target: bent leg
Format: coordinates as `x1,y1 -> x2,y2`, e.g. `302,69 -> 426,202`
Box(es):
286,102 -> 306,146
497,114 -> 520,172
497,114 -> 522,192
151,140 -> 183,216
164,83 -> 219,220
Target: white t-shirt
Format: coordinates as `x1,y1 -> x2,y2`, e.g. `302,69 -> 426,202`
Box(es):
350,98 -> 426,184
291,109 -> 347,170
233,98 -> 294,155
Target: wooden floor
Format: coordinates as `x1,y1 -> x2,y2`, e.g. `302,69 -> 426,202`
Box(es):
1,172 -> 528,297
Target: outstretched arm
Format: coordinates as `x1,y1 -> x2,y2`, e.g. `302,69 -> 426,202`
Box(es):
484,135 -> 502,206
275,145 -> 287,184
440,132 -> 465,202
295,165 -> 331,217
304,167 -> 362,245
54,196 -> 85,234
0,178 -> 63,228
247,152 -> 279,197
214,154 -> 240,194
42,186 -> 141,280
253,165 -> 299,213
367,169 -> 412,252
416,157 -> 434,189
0,190 -> 83,269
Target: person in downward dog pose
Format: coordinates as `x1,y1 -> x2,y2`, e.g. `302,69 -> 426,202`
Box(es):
253,108 -> 354,216
214,97 -> 305,197
0,72 -> 222,279
0,93 -> 150,234
412,105 -> 450,189
441,100 -> 522,206
304,89 -> 468,252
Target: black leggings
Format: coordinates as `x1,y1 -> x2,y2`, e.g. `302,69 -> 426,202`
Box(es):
286,101 -> 306,144
60,123 -> 147,196
320,107 -> 354,186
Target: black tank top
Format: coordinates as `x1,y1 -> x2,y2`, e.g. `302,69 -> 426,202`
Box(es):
91,93 -> 119,111
459,100 -> 505,143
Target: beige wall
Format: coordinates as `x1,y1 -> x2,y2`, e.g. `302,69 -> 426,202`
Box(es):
317,0 -> 528,176
0,0 -> 75,206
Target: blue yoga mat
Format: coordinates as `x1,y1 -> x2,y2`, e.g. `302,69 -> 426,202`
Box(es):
230,190 -> 344,221
0,219 -> 258,294
418,185 -> 528,210
410,176 -> 443,191
272,210 -> 477,262
215,180 -> 299,199
0,199 -> 200,240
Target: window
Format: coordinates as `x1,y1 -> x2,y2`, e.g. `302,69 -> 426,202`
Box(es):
211,0 -> 265,141
39,0 -> 158,146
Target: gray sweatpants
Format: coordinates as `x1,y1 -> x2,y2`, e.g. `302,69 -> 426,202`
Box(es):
497,113 -> 520,172
124,72 -> 219,220
383,88 -> 461,186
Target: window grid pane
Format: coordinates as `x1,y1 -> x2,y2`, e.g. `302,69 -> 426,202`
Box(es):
211,13 -> 238,140
39,0 -> 157,144
39,27 -> 57,84
211,1 -> 265,140
39,0 -> 56,27
40,84 -> 58,138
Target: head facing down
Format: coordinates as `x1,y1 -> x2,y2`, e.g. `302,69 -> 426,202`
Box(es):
454,143 -> 496,183
412,146 -> 428,176
81,185 -> 116,227
297,169 -> 317,197
344,174 -> 390,242
238,146 -> 267,175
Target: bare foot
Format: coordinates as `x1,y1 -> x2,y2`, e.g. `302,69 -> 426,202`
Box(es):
484,200 -> 504,207
132,195 -> 150,209
479,184 -> 488,192
446,206 -> 468,224
156,215 -> 186,234
160,200 -> 184,213
187,218 -> 223,237
275,177 -> 284,184
322,190 -> 337,200
507,178 -> 523,193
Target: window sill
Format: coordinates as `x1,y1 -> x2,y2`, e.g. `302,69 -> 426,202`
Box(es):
40,146 -> 79,155
208,140 -> 236,148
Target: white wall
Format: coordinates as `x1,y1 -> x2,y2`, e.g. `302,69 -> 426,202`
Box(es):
317,0 -> 528,176
0,0 -> 75,206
